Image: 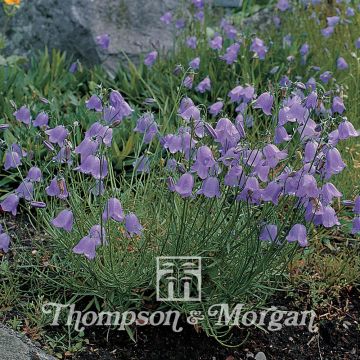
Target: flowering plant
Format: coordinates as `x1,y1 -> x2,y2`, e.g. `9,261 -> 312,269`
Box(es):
1,0 -> 359,342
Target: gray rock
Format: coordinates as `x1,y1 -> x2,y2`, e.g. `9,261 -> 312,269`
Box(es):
0,324 -> 55,360
214,0 -> 243,7
255,351 -> 267,360
1,0 -> 177,72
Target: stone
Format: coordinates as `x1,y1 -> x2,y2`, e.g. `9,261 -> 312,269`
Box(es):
0,324 -> 55,360
1,0 -> 177,73
255,351 -> 267,360
214,0 -> 243,7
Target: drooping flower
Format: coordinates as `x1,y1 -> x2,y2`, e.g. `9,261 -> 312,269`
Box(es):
189,57 -> 200,70
45,126 -> 69,146
144,51 -> 158,67
133,155 -> 150,174
224,165 -> 243,187
214,118 -> 240,151
172,173 -> 194,198
134,113 -> 158,144
327,16 -> 340,27
125,213 -> 143,237
197,177 -> 221,198
296,174 -> 319,198
321,183 -> 342,205
337,57 -> 348,70
102,198 -> 124,223
354,196 -> 360,214
250,37 -> 268,60
16,180 -> 34,201
259,224 -> 278,242
254,92 -> 273,116
286,224 -> 307,247
96,34 -> 110,50
325,147 -> 346,179
351,217 -> 360,234
338,119 -> 358,140
320,205 -> 340,228
33,112 -> 49,127
277,0 -> 289,11
45,177 -> 69,199
332,96 -> 345,114
86,95 -> 103,112
186,36 -> 197,49
321,26 -> 334,38
183,75 -> 194,89
274,126 -> 291,144
14,106 -> 31,125
160,11 -> 172,25
0,194 -> 20,216
209,35 -> 222,50
73,225 -> 105,260
4,150 -> 21,170
0,233 -> 10,253
191,146 -> 216,179
106,90 -> 133,123
76,155 -> 108,179
220,43 -> 240,65
51,210 -> 74,232
26,167 -> 42,182
263,144 -> 287,168
196,76 -> 211,93
319,71 -> 332,84
209,101 -> 223,116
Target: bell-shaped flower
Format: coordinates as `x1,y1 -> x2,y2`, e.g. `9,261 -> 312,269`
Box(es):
321,183 -> 342,205
209,35 -> 222,50
51,210 -> 74,232
14,106 -> 31,125
224,165 -> 243,187
33,112 -> 49,127
86,95 -> 103,112
332,96 -> 345,114
259,224 -> 278,242
196,76 -> 211,93
337,57 -> 348,70
134,113 -> 158,144
0,194 -> 20,216
102,198 -> 125,223
191,146 -> 216,179
286,224 -> 307,247
263,144 -> 287,168
144,51 -> 158,67
45,125 -> 69,146
250,37 -> 268,60
26,167 -> 42,182
0,232 -> 10,253
125,213 -> 143,237
214,118 -> 240,152
16,180 -> 34,201
254,92 -> 273,116
46,177 -> 69,199
133,155 -> 150,174
172,173 -> 194,198
354,196 -> 360,214
351,217 -> 360,234
325,147 -> 346,179
209,101 -> 223,116
4,150 -> 21,170
189,57 -> 200,70
338,119 -> 358,140
197,177 -> 221,198
220,43 -> 240,65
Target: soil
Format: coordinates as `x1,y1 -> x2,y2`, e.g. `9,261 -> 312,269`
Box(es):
68,288 -> 359,360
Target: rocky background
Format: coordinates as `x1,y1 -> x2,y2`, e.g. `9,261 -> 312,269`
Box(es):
0,0 -> 247,72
